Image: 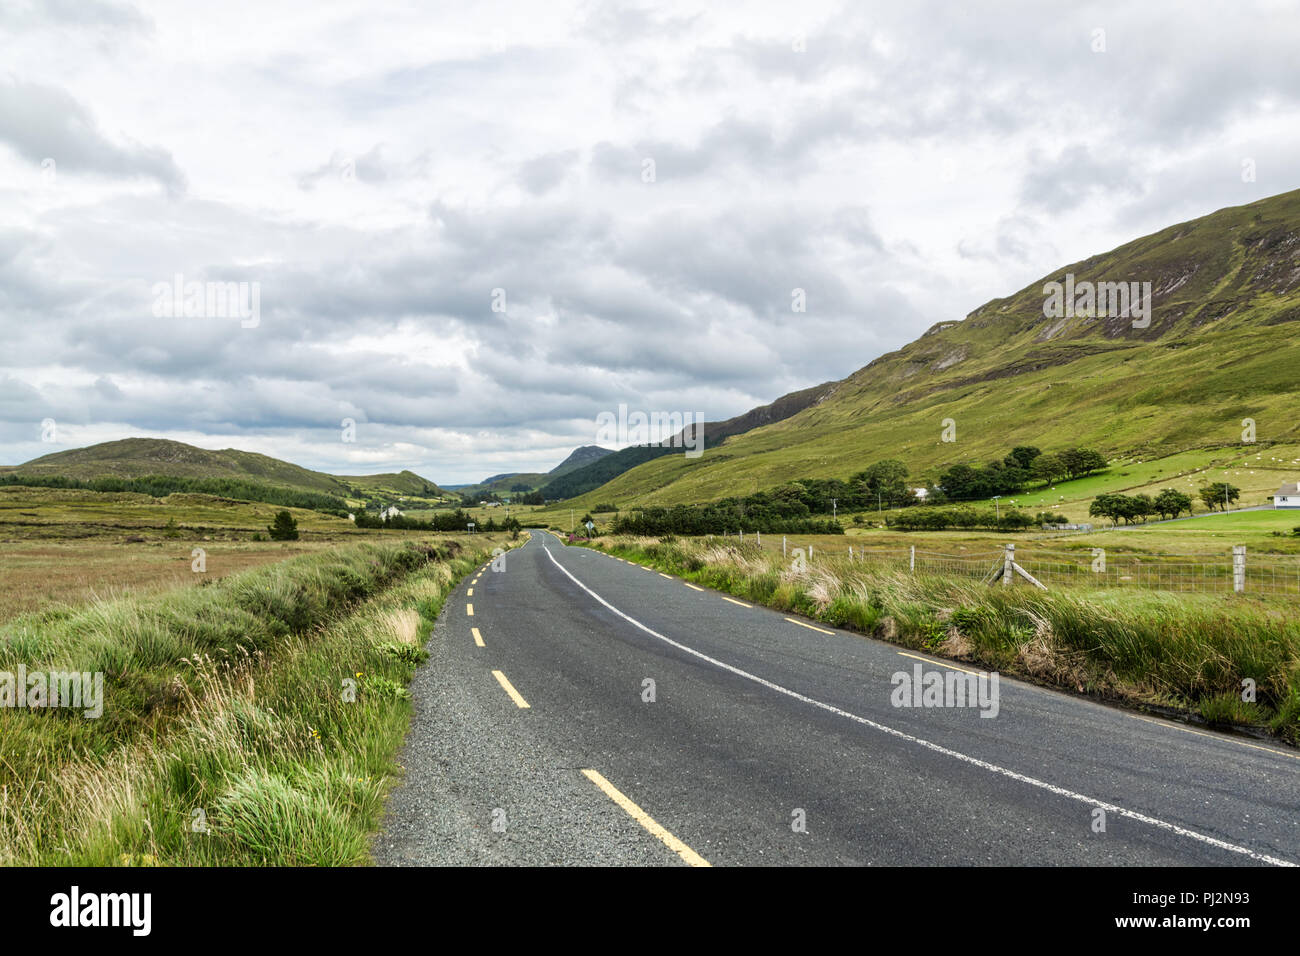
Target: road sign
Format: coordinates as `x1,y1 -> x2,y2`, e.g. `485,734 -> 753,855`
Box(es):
585,521 -> 594,531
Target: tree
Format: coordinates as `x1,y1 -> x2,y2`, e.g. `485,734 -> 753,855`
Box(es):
856,459 -> 909,506
1153,488 -> 1193,520
1005,446 -> 1042,470
1198,482 -> 1240,512
1059,447 -> 1107,480
268,510 -> 299,540
1089,493 -> 1130,526
1130,494 -> 1156,523
1030,453 -> 1065,486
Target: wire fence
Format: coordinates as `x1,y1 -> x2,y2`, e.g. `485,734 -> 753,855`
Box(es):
735,534 -> 1300,599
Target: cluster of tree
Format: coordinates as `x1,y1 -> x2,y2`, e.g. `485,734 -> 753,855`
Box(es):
353,509 -> 521,535
1088,488 -> 1196,525
611,504 -> 843,536
707,460 -> 915,520
0,472 -> 346,512
1087,484 -> 1240,526
888,506 -> 1037,532
935,446 -> 1107,501
517,490 -> 546,505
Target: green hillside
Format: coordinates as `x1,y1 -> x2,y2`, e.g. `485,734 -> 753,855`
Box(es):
551,189 -> 1300,511
2,438 -> 445,502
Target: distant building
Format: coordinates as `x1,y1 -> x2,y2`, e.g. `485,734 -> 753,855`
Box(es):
913,488 -> 928,501
1275,482 -> 1300,508
380,505 -> 403,520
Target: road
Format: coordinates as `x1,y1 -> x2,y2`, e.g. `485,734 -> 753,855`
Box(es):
373,531 -> 1299,866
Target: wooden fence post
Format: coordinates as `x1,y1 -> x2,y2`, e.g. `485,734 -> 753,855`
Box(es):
1233,545 -> 1246,593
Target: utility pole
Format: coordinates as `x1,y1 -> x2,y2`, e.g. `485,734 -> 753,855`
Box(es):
992,496 -> 1002,520
831,498 -> 837,519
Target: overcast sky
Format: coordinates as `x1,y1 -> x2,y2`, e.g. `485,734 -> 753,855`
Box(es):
1,0 -> 1296,483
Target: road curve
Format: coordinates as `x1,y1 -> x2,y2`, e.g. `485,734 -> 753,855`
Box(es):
373,531 -> 1300,866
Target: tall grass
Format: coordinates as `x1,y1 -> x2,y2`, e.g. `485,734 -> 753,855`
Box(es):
588,536 -> 1300,745
0,538 -> 493,865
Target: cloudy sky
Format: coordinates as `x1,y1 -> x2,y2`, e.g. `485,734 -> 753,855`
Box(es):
1,0 -> 1296,483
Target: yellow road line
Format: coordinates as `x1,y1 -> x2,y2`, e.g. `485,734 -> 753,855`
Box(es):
466,603 -> 474,616
492,670 -> 530,708
472,627 -> 485,647
467,587 -> 474,596
1125,712 -> 1299,760
580,769 -> 710,867
897,651 -> 984,677
659,572 -> 673,579
721,597 -> 751,609
683,583 -> 704,592
784,616 -> 834,635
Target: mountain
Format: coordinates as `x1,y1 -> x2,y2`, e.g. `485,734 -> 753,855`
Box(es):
539,382 -> 836,500
2,438 -> 445,500
555,188 -> 1300,508
548,445 -> 614,477
450,445 -> 614,497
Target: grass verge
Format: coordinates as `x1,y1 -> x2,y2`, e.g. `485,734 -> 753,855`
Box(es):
0,537 -> 508,865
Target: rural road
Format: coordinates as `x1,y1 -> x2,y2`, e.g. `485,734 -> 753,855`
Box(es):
373,531 -> 1300,866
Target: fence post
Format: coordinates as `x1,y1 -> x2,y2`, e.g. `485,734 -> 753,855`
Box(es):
809,545 -> 814,560
1003,544 -> 1015,587
757,531 -> 761,546
909,545 -> 915,572
849,545 -> 853,560
1233,545 -> 1246,593
783,536 -> 787,558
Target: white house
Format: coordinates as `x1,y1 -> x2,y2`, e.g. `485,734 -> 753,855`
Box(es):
1275,482 -> 1300,508
380,505 -> 403,520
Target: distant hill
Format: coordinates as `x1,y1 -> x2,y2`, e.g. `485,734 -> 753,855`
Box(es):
2,438 -> 445,501
548,445 -> 614,477
551,188 -> 1300,509
452,445 -> 614,498
538,382 -> 836,500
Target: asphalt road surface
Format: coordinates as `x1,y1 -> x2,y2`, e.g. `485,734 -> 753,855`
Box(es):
373,531 -> 1299,866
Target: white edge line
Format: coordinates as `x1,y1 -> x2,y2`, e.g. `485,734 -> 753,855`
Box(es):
541,546 -> 1293,867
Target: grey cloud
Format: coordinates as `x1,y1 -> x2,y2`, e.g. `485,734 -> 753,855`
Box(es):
0,0 -> 148,31
517,149 -> 580,195
0,79 -> 183,193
